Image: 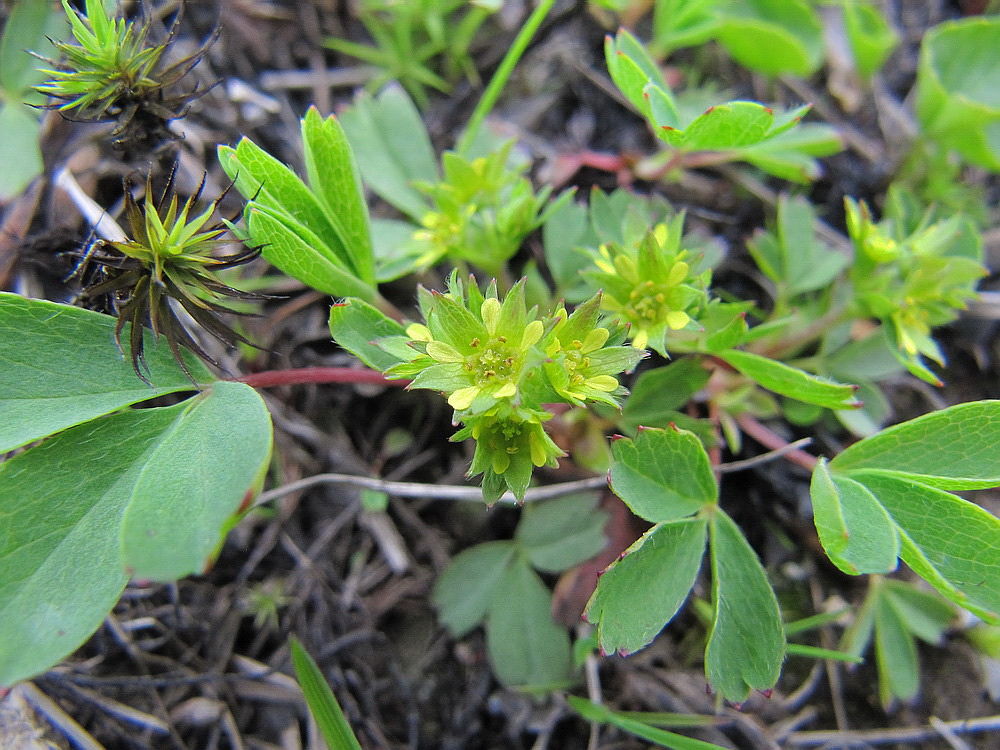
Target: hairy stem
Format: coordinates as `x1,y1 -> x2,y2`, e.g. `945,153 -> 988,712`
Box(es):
735,412 -> 818,472
233,367 -> 408,389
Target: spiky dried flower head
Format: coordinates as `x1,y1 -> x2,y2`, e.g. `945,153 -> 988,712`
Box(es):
77,164 -> 266,383
34,0 -> 216,154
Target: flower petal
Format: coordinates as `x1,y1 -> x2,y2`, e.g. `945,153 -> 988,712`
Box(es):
494,382 -> 517,399
666,311 -> 690,330
481,297 -> 501,334
521,319 -> 544,348
492,450 -> 511,474
406,323 -> 432,342
426,340 -> 465,363
449,385 -> 479,410
582,327 -> 610,352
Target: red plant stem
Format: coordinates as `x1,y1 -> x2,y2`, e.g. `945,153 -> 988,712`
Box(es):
232,367 -> 410,389
734,412 -> 818,472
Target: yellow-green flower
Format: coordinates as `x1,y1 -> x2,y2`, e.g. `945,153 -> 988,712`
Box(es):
544,294 -> 644,407
404,144 -> 555,276
390,279 -> 545,415
455,411 -> 564,503
845,195 -> 986,382
585,217 -> 709,357
381,274 -> 646,502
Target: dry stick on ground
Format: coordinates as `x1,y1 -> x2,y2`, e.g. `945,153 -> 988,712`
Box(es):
786,714 -> 1000,747
252,438 -> 814,507
14,682 -> 104,750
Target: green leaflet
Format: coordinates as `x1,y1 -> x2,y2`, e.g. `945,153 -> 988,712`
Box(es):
245,207 -> 375,300
843,579 -> 953,708
810,460 -> 899,575
338,85 -> 437,220
0,407 -> 174,687
585,519 -> 706,656
219,108 -> 378,299
916,17 -> 1000,170
831,400 -> 1000,489
719,349 -> 860,409
485,554 -> 573,689
121,381 -> 272,580
848,471 -> 1000,623
714,0 -> 823,77
609,426 -> 717,523
705,511 -> 786,702
659,101 -> 774,150
434,495 -> 606,686
843,2 -> 898,77
0,293 -> 211,453
813,401 -> 1000,623
873,590 -> 920,705
301,107 -> 374,284
746,195 -> 848,297
0,382 -> 271,686
622,360 -> 712,430
328,297 -> 407,373
433,541 -> 516,638
516,493 -> 608,573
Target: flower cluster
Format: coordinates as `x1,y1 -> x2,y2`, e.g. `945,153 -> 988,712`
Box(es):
384,274 -> 643,502
845,196 -> 985,378
584,216 -> 710,357
408,143 -> 554,276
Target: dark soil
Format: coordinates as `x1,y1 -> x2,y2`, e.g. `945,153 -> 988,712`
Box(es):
2,1 -> 999,748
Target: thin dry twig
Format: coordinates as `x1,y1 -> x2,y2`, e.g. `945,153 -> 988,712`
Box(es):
253,472 -> 610,506
786,714 -> 1000,747
254,438 -> 815,508
257,66 -> 378,91
929,716 -> 974,750
56,681 -> 170,735
54,167 -> 128,243
735,414 -> 818,472
716,438 -> 813,474
16,682 -> 104,750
